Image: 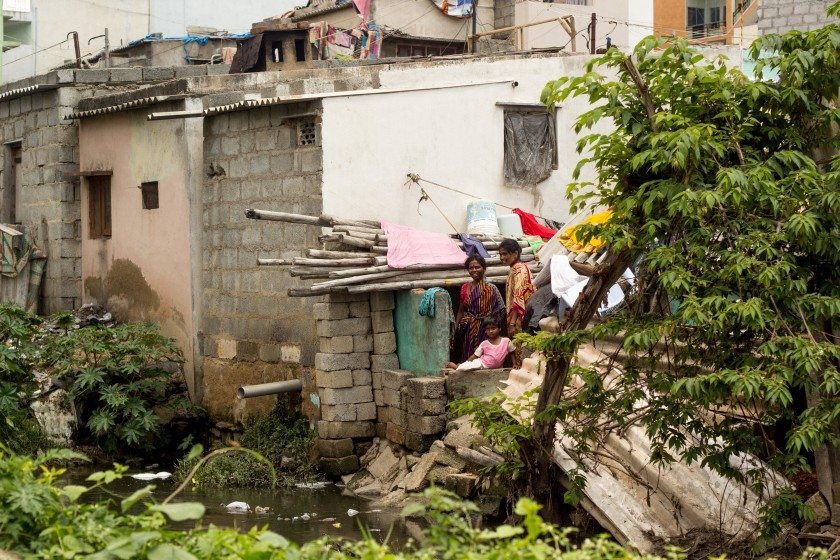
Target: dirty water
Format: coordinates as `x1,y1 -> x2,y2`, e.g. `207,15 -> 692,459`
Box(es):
63,469 -> 411,547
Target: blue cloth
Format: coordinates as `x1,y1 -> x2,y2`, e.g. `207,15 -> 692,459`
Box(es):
419,287 -> 454,323
458,234 -> 490,259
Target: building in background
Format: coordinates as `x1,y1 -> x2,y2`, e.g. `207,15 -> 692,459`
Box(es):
0,0 -> 295,83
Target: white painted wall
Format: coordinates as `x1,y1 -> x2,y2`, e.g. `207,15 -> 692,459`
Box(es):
2,0 -> 295,83
514,0 -> 654,53
320,53 -> 613,233
149,0 -> 296,35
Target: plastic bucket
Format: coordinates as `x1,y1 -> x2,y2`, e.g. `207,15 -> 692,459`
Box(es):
497,213 -> 524,237
466,200 -> 500,235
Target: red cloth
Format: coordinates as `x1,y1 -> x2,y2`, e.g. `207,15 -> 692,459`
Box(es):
512,208 -> 557,240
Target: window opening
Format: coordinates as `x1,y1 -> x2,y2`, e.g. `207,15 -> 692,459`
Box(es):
141,181 -> 159,210
294,38 -> 306,62
297,118 -> 317,146
88,176 -> 112,238
272,41 -> 284,63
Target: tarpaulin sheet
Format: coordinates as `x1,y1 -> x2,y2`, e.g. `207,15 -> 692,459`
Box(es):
382,222 -> 466,269
230,33 -> 263,73
428,0 -> 474,17
504,111 -> 555,187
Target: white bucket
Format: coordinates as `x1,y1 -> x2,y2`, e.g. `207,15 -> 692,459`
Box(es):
497,213 -> 524,237
466,200 -> 500,236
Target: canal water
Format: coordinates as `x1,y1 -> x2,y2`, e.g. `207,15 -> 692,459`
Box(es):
64,469 -> 411,547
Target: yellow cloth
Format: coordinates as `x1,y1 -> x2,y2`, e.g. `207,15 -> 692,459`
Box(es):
560,210 -> 613,254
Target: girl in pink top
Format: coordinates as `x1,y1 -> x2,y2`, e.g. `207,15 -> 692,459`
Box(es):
446,316 -> 515,371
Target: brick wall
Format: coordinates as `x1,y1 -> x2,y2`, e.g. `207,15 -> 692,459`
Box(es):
758,0 -> 838,35
200,102 -> 323,422
494,0 -> 515,30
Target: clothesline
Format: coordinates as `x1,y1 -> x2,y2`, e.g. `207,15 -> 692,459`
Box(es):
405,173 -> 561,225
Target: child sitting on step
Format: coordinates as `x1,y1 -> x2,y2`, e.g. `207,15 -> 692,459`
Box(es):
446,315 -> 515,371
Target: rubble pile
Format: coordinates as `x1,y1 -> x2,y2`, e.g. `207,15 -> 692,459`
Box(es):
340,415 -> 504,510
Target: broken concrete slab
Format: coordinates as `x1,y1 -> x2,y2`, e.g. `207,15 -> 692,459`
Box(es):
443,415 -> 489,450
403,450 -> 439,492
444,473 -> 479,498
368,444 -> 400,481
445,368 -> 509,401
805,492 -> 831,524
431,440 -> 468,470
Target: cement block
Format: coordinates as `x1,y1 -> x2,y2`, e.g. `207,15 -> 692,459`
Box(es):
371,310 -> 394,333
217,338 -> 237,359
407,377 -> 446,399
405,431 -> 438,453
444,473 -> 478,498
316,369 -> 353,389
370,291 -> 395,311
374,388 -> 384,406
174,65 -> 207,78
318,437 -> 354,458
376,422 -> 387,439
353,334 -> 373,353
357,401 -> 377,421
317,420 -> 376,439
349,301 -> 370,318
407,397 -> 447,416
281,344 -> 301,363
314,352 -> 370,372
352,369 -> 372,386
109,68 -> 143,82
316,317 -> 371,337
386,423 -> 406,445
258,343 -> 282,363
143,67 -> 175,81
319,455 -> 359,476
381,388 -> 401,408
321,403 -> 358,422
76,69 -> 109,83
373,332 -> 397,355
321,386 -> 373,405
320,336 -> 353,354
390,407 -> 406,428
382,370 -> 412,390
407,413 -> 447,435
371,353 -> 400,372
372,371 -> 383,390
445,368 -> 509,401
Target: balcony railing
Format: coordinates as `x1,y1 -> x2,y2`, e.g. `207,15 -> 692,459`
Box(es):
687,21 -> 725,39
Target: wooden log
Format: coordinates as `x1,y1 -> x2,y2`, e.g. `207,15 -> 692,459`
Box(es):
257,258 -> 290,266
332,228 -> 385,242
289,266 -> 348,278
345,275 -> 508,294
292,257 -> 377,267
371,246 -> 387,254
328,264 -> 391,278
246,209 -> 324,225
332,224 -> 385,235
307,249 -> 380,259
311,265 -> 532,290
455,446 -> 503,467
323,215 -> 380,229
319,234 -> 342,243
338,234 -> 375,249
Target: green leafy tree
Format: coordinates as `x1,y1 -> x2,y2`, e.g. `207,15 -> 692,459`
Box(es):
526,1 -> 840,539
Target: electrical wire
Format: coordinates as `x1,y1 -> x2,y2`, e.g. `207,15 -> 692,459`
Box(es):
1,38 -> 69,68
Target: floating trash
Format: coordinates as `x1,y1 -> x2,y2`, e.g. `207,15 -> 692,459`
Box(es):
347,509 -> 359,517
254,506 -> 270,514
300,513 -> 311,521
223,501 -> 251,513
295,481 -> 332,489
322,517 -> 336,523
332,522 -> 342,528
130,472 -> 172,481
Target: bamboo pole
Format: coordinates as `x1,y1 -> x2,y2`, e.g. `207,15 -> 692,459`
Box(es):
293,257 -> 378,267
307,249 -> 380,259
257,258 -> 290,266
311,265 -> 532,291
332,224 -> 385,235
344,275 -> 508,294
246,209 -> 323,225
338,234 -> 375,249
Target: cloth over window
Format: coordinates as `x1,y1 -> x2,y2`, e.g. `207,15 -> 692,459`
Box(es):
503,110 -> 556,187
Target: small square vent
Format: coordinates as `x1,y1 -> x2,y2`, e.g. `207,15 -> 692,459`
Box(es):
297,118 -> 317,146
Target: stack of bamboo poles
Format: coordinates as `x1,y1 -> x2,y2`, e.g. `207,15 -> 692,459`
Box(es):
245,209 -> 543,297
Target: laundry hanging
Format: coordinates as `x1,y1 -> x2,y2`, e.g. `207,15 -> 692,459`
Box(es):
512,208 -> 557,240
428,0 -> 474,17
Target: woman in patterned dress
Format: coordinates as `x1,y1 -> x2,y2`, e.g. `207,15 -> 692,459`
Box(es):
499,238 -> 535,367
452,255 -> 505,362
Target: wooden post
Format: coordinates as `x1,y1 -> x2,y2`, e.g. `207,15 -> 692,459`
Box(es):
590,13 -> 596,54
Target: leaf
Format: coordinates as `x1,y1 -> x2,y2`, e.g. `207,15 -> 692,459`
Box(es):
121,484 -> 155,512
258,531 -> 290,548
149,502 -> 206,521
147,544 -> 198,560
185,443 -> 204,461
401,502 -> 426,517
63,485 -> 88,502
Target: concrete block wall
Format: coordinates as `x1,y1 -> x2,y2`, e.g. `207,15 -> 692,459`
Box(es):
376,372 -> 448,453
316,290 -> 400,475
494,0 -> 515,30
0,68 -> 208,314
758,0 -> 838,35
201,102 -> 323,422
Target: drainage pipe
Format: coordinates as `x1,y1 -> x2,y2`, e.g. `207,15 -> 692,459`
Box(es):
236,379 -> 303,399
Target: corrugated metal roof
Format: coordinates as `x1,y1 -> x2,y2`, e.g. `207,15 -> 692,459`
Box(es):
64,94 -> 188,120
0,84 -> 60,103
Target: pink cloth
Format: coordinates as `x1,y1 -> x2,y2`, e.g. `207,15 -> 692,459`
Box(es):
352,0 -> 371,19
381,222 -> 466,269
475,338 -> 513,368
